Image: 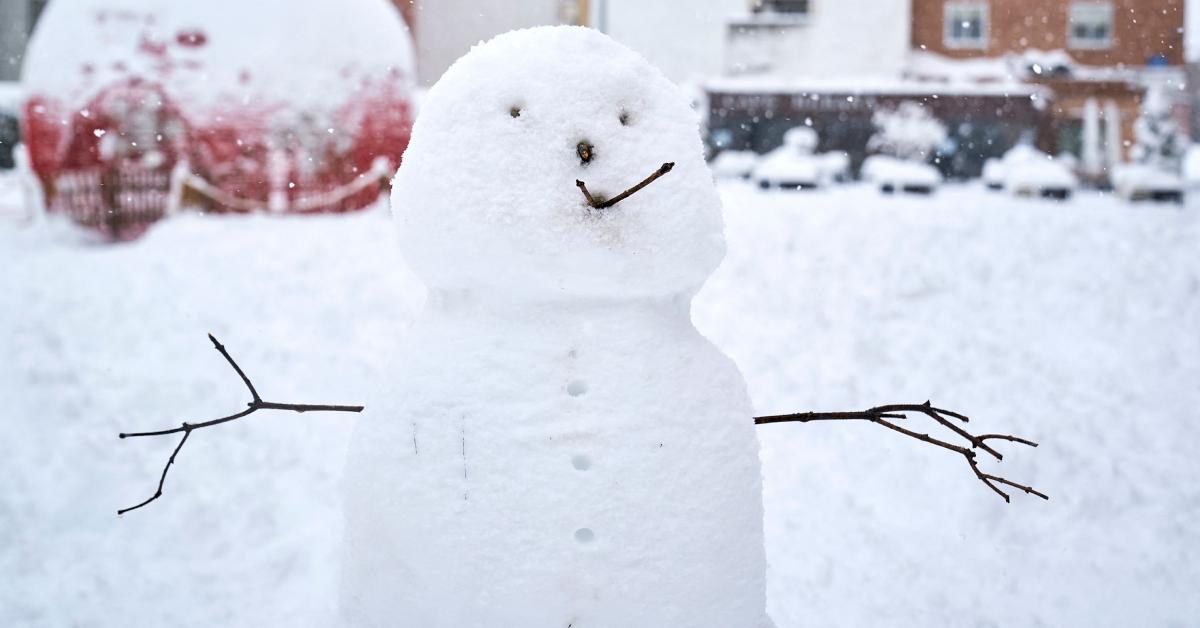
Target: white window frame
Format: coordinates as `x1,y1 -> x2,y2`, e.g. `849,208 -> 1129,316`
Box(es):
1068,2 -> 1114,50
944,2 -> 989,50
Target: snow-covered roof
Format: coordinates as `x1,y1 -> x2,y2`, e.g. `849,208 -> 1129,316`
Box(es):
907,50 -> 1186,89
705,75 -> 1043,98
21,0 -> 415,118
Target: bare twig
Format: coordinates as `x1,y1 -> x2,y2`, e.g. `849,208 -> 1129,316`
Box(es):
117,334 -> 364,515
575,179 -> 598,206
576,162 -> 674,210
755,401 -> 1047,503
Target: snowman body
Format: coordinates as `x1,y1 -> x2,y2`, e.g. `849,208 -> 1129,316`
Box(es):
341,27 -> 771,627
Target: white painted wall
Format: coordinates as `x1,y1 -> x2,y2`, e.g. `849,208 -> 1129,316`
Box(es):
411,0 -> 745,86
412,0 -> 571,86
726,0 -> 912,80
594,0 -> 744,83
410,0 -> 911,87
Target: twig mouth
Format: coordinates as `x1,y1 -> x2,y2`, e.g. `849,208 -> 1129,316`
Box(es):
576,161 -> 674,211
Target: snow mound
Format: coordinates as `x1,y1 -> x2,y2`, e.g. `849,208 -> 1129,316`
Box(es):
391,26 -> 724,301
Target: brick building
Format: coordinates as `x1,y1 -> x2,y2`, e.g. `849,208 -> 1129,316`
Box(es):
910,0 -> 1185,165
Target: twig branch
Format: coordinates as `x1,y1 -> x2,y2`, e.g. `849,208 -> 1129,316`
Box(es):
755,401 -> 1047,503
575,179 -> 598,206
117,334 -> 364,515
576,162 -> 674,210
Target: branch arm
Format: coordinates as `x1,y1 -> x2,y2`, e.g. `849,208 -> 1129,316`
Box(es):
755,402 -> 1047,502
118,335 -> 363,515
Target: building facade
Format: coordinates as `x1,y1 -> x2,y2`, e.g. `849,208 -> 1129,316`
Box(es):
707,0 -> 1187,179
912,0 -> 1183,66
909,0 -> 1185,167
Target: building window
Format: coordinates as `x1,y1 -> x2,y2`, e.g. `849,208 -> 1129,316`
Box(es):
944,2 -> 988,49
1068,2 -> 1113,49
750,0 -> 810,15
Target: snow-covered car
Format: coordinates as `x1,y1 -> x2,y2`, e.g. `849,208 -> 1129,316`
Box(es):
754,149 -> 851,190
1111,164 -> 1185,203
985,145 -> 1077,200
817,151 -> 851,183
753,127 -> 827,190
861,155 -> 941,195
1003,148 -> 1077,200
709,150 -> 759,179
754,150 -> 823,190
753,126 -> 849,190
982,158 -> 1005,190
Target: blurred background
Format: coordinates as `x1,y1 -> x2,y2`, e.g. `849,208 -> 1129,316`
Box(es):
0,1 -> 1197,627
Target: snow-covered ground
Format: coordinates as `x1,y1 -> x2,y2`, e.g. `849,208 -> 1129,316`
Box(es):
1,179 -> 1197,627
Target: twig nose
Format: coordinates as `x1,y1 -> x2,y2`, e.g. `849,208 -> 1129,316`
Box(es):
577,141 -> 594,165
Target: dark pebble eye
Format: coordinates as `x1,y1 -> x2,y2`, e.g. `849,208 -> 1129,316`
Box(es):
618,111 -> 630,126
510,107 -> 521,118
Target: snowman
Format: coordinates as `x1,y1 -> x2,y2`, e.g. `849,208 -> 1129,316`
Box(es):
340,26 -> 773,628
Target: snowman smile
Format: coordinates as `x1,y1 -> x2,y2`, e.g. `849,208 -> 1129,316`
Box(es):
575,161 -> 674,210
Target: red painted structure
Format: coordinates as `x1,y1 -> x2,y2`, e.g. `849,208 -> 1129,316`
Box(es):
22,1 -> 415,239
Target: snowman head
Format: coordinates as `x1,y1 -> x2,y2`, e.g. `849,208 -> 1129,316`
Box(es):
391,26 -> 724,302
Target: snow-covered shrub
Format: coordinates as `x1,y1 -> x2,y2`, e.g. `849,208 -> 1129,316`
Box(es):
867,101 -> 947,163
1130,86 -> 1186,175
1112,87 -> 1187,202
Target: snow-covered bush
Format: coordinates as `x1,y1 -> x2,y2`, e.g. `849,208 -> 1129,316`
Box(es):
1113,87 -> 1187,202
1130,86 -> 1186,174
867,101 -> 947,163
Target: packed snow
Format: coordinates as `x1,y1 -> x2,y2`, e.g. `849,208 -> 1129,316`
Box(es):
2,177 -> 1197,627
